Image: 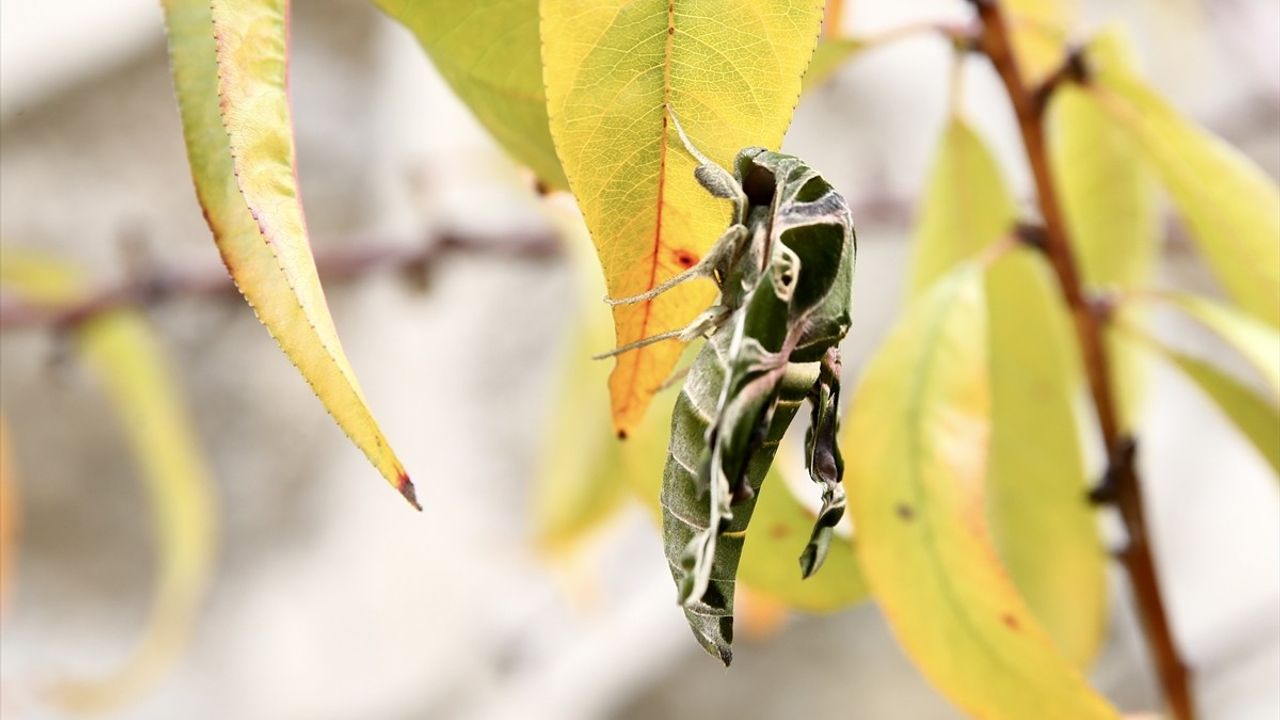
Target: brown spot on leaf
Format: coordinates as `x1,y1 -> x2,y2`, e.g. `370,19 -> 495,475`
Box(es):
895,503 -> 914,521
616,429 -> 629,440
674,249 -> 698,269
1001,613 -> 1020,631
770,523 -> 789,539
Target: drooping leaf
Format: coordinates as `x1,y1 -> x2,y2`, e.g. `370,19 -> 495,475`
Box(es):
542,0 -> 825,434
1049,75 -> 1159,431
0,250 -> 217,713
373,0 -> 566,187
802,38 -> 863,93
1156,292 -> 1280,401
1086,28 -> 1280,328
984,250 -> 1106,668
1005,0 -> 1075,85
844,264 -> 1116,717
162,0 -> 417,507
907,120 -> 1015,297
1119,328 -> 1280,477
908,121 -> 1105,666
0,415 -> 18,617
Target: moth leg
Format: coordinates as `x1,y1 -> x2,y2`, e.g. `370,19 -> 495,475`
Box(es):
603,224 -> 748,306
798,347 -> 847,579
592,306 -> 731,360
666,104 -> 748,222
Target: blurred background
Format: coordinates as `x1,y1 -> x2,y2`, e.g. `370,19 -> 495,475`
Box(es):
0,0 -> 1276,717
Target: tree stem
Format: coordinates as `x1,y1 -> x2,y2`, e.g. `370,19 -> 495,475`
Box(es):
0,230 -> 562,331
969,2 -> 1194,717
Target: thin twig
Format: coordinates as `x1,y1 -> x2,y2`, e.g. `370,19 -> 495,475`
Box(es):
0,230 -> 562,331
967,1 -> 1195,718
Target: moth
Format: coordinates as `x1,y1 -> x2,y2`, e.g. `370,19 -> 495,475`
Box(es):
601,108 -> 856,664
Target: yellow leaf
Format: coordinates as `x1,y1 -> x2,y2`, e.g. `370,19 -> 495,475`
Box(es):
1087,28 -> 1280,328
844,264 -> 1117,718
0,415 -> 18,618
985,250 -> 1106,668
907,120 -> 1015,297
1049,77 -> 1159,430
909,121 -> 1105,666
162,0 -> 417,507
1157,292 -> 1280,401
1118,328 -> 1280,477
1005,0 -> 1075,85
0,250 -> 217,713
374,0 -> 566,187
542,0 -> 825,434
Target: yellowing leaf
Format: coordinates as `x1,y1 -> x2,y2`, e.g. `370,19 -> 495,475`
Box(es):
1006,0 -> 1075,85
1087,29 -> 1280,328
162,0 -> 416,506
985,250 -> 1106,668
1049,77 -> 1159,431
908,121 -> 1105,666
1120,328 -> 1280,477
374,0 -> 566,187
1158,292 -> 1280,401
802,38 -> 862,93
907,120 -> 1015,297
542,0 -> 825,434
844,265 -> 1116,718
0,415 -> 18,618
0,250 -> 217,714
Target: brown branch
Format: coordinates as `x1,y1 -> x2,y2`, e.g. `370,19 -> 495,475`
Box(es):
968,2 -> 1195,718
0,229 -> 562,331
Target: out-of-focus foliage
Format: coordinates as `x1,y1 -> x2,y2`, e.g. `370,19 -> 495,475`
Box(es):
1086,29 -> 1280,328
373,0 -> 566,188
1005,0 -> 1074,84
1158,293 -> 1280,400
843,263 -> 1117,718
0,250 -> 217,714
162,0 -> 417,506
1050,70 -> 1159,431
541,0 -> 825,435
909,118 -> 1106,667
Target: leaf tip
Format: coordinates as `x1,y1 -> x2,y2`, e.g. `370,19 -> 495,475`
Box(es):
396,471 -> 422,511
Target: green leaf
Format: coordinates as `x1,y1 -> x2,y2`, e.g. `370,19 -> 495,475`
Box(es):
542,0 -> 825,434
1121,328 -> 1280,477
1005,0 -> 1075,85
1087,28 -> 1280,328
373,0 -> 566,187
163,0 -> 417,506
1157,292 -> 1280,401
0,250 -> 217,714
909,121 -> 1105,667
1049,76 -> 1159,431
844,264 -> 1116,717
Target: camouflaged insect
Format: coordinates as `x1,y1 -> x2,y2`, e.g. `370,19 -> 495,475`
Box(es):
600,108 -> 857,664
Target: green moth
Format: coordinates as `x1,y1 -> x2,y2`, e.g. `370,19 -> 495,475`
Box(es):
600,108 -> 857,664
